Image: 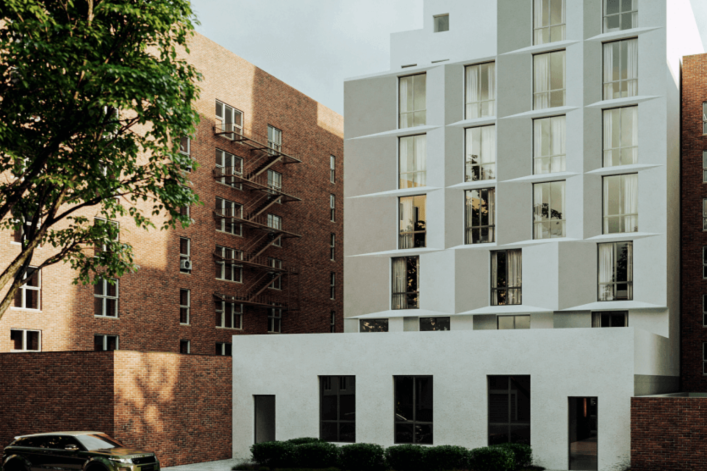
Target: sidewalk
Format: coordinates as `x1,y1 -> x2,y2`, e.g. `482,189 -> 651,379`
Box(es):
163,458 -> 242,471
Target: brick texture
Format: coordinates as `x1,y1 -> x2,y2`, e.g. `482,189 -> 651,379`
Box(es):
631,397 -> 707,471
0,31 -> 344,353
0,350 -> 232,467
681,53 -> 707,392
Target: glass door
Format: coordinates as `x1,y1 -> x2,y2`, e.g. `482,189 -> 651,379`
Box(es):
569,397 -> 598,470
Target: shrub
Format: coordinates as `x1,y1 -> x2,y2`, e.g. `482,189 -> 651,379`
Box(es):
338,443 -> 387,471
468,446 -> 514,471
424,445 -> 471,471
286,437 -> 324,446
250,441 -> 297,468
385,444 -> 427,471
492,443 -> 533,470
296,442 -> 341,468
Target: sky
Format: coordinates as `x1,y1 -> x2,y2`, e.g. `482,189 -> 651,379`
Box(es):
191,0 -> 423,116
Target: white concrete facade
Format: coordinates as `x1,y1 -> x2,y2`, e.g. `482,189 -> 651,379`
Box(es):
232,1 -> 705,470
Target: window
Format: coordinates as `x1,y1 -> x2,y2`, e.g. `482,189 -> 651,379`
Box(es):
269,258 -> 283,290
216,197 -> 243,236
180,289 -> 190,325
215,149 -> 243,188
394,376 -> 433,444
94,218 -> 119,253
216,342 -> 232,356
534,116 -> 566,174
703,247 -> 707,279
12,214 -> 38,245
180,194 -> 190,218
179,136 -> 190,156
703,103 -> 707,135
591,311 -> 628,327
465,188 -> 495,244
604,0 -> 637,33
13,267 -> 40,310
533,0 -> 565,45
704,199 -> 707,231
399,135 -> 427,189
330,195 -> 336,222
10,329 -> 40,352
330,272 -> 336,300
497,315 -> 530,330
399,74 -> 426,129
420,317 -> 450,331
360,319 -> 389,332
392,256 -> 419,310
94,278 -> 118,317
598,241 -> 633,301
268,308 -> 282,333
330,155 -> 336,183
488,376 -> 531,445
491,250 -> 522,306
465,125 -> 496,182
603,107 -> 637,167
267,170 -> 282,193
603,39 -> 638,100
215,100 -> 243,139
216,296 -> 243,329
704,296 -> 707,326
320,376 -> 356,442
330,311 -> 336,333
268,125 -> 282,154
603,174 -> 638,233
533,181 -> 566,239
180,237 -> 191,273
534,51 -> 566,109
216,246 -> 243,282
399,195 -> 426,249
433,13 -> 449,32
465,63 -> 495,119
267,214 -> 283,247
180,340 -> 190,354
703,151 -> 707,182
704,343 -> 707,375
94,334 -> 118,351
330,234 -> 336,261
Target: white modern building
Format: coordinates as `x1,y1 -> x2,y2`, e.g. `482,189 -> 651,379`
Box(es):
233,1 -> 706,470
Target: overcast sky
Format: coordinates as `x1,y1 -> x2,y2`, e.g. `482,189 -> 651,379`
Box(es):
191,0 -> 422,115
192,0 -> 707,117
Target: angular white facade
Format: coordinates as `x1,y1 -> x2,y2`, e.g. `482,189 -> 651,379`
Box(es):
233,1 -> 706,470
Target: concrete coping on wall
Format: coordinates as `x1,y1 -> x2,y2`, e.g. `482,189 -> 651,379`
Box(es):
635,392 -> 707,398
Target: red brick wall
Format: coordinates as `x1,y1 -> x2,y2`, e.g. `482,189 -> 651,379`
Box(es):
681,54 -> 707,392
631,396 -> 707,471
0,351 -> 232,468
0,31 -> 344,353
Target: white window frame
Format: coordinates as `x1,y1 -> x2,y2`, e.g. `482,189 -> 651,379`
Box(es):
465,62 -> 496,119
94,218 -> 119,253
180,289 -> 190,325
180,237 -> 191,273
603,0 -> 637,33
330,155 -> 336,183
465,125 -> 496,182
216,197 -> 243,236
533,115 -> 566,174
603,174 -> 638,234
533,50 -> 566,110
703,151 -> 707,182
533,0 -> 566,45
179,136 -> 190,156
330,195 -> 336,222
330,272 -> 336,300
399,74 -> 427,129
216,245 -> 243,283
216,297 -> 243,330
268,308 -> 282,333
14,267 -> 41,310
533,180 -> 566,240
330,233 -> 336,261
95,334 -> 119,351
703,103 -> 707,135
267,214 -> 283,247
268,125 -> 282,154
10,329 -> 41,352
603,107 -> 638,167
215,149 -> 243,189
268,258 -> 283,290
602,39 -> 638,101
94,278 -> 119,318
180,339 -> 191,354
215,100 -> 243,139
399,134 -> 427,189
216,342 -> 232,356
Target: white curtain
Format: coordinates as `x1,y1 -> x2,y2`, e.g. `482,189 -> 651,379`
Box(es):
599,243 -> 615,300
551,116 -> 566,172
392,258 -> 407,309
534,54 -> 550,109
626,39 -> 638,96
480,125 -> 496,179
603,42 -> 614,99
414,135 -> 427,187
399,77 -> 410,128
399,136 -> 409,185
466,65 -> 479,118
485,63 -> 496,106
465,191 -> 474,242
399,197 -> 414,249
626,106 -> 638,164
623,174 -> 638,232
508,250 -> 522,304
603,109 -> 614,166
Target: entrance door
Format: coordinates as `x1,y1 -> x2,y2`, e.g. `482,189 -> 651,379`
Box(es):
254,395 -> 276,444
569,397 -> 598,470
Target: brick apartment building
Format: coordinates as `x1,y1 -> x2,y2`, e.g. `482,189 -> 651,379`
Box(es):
0,31 -> 344,354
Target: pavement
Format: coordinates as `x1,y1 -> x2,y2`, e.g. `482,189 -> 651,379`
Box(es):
162,458 -> 243,471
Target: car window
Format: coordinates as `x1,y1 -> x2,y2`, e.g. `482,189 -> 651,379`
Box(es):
43,436 -> 65,449
11,437 -> 44,448
75,434 -> 123,451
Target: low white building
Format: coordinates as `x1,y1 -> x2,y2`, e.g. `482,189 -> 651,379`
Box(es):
233,1 -> 705,470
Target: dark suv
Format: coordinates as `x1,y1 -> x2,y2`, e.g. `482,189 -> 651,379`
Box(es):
2,432 -> 160,471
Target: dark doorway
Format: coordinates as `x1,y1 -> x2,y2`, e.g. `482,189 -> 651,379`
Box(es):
569,397 -> 597,470
254,395 -> 276,444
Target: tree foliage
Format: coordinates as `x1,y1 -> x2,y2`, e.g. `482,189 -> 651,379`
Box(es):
0,0 -> 202,319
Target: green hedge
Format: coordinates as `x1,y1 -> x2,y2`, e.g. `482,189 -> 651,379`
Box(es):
385,444 -> 426,471
469,446 -> 515,471
424,445 -> 471,471
338,443 -> 387,471
492,443 -> 532,470
286,437 -> 324,446
250,441 -> 297,468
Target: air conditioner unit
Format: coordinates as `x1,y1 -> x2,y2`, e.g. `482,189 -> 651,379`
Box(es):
180,259 -> 192,270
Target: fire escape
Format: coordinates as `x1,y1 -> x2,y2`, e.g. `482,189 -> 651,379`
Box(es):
212,121 -> 302,313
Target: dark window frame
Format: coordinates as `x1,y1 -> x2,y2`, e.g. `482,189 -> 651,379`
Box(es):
488,375 -> 531,446
320,376 -> 356,443
394,375 -> 433,444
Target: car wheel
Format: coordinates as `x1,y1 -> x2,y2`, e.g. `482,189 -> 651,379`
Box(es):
4,461 -> 27,471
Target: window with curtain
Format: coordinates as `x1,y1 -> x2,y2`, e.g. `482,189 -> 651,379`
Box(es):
533,115 -> 566,174
399,135 -> 427,189
603,107 -> 637,167
465,125 -> 496,181
320,376 -> 356,443
399,195 -> 426,249
533,181 -> 565,239
603,39 -> 638,100
360,319 -> 389,332
465,62 -> 495,119
465,188 -> 495,244
399,74 -> 426,129
394,376 -> 433,444
603,174 -> 638,233
533,51 -> 566,109
488,375 -> 531,445
533,0 -> 565,45
598,241 -> 633,301
392,256 -> 419,310
604,0 -> 637,33
491,250 -> 522,306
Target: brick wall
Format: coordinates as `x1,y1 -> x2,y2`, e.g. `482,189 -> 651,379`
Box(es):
0,351 -> 232,467
631,396 -> 707,471
681,54 -> 707,392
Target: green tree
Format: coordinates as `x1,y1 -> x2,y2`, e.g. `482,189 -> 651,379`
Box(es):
0,0 -> 202,320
